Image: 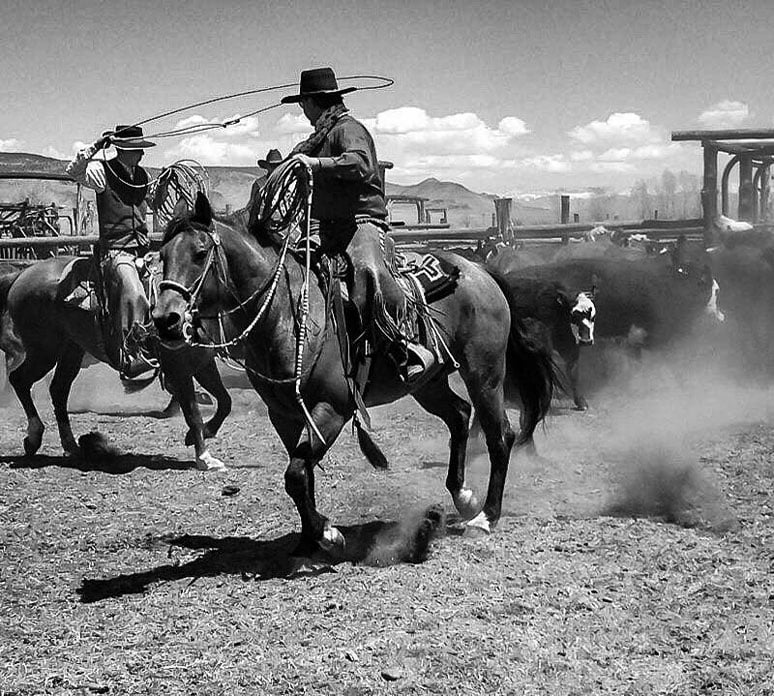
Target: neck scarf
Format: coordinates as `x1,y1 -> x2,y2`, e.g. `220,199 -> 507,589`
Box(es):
291,103 -> 349,156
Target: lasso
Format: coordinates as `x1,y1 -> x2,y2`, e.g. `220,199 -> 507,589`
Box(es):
172,159 -> 325,444
148,160 -> 210,227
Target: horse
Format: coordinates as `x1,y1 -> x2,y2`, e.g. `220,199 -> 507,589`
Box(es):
0,256 -> 232,470
152,192 -> 559,557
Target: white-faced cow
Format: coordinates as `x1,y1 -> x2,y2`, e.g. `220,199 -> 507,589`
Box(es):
495,273 -> 596,410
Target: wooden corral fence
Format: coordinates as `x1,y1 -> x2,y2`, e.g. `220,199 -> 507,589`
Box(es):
0,204 -> 706,260
672,128 -> 774,245
0,172 -> 86,261
388,195 -> 705,253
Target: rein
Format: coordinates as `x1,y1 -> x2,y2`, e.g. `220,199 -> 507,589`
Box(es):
160,163 -> 325,443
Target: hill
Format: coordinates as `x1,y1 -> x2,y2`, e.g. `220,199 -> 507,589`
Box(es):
2,151 -> 689,228
0,153 -> 513,225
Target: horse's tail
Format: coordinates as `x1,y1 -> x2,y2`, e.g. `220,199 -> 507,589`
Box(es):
0,268 -> 26,372
0,268 -> 21,316
486,267 -> 560,446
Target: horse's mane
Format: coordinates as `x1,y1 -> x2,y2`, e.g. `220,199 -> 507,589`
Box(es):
161,216 -> 194,245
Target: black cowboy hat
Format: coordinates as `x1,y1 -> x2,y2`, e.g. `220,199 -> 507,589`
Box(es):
258,148 -> 283,168
280,67 -> 357,104
106,125 -> 156,150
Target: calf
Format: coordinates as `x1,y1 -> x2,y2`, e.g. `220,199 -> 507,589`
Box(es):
499,274 -> 596,409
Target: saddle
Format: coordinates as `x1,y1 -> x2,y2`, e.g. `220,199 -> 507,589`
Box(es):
57,253 -> 160,377
317,247 -> 459,412
57,252 -> 159,313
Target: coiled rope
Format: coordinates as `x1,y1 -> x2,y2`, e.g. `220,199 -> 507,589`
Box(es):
148,160 -> 210,227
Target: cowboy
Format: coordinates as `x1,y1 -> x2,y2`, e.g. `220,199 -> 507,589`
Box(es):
65,125 -> 157,379
283,67 -> 434,382
246,148 -> 283,229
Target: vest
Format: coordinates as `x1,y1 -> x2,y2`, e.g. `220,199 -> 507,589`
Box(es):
95,159 -> 150,250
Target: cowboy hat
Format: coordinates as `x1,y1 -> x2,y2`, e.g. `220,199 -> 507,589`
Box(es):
258,148 -> 283,168
106,125 -> 156,150
280,67 -> 357,104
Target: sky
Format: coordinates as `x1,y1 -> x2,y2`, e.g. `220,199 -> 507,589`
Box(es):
3,0 -> 774,195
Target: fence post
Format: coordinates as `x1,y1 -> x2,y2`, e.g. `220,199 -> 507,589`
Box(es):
494,198 -> 513,242
761,164 -> 771,221
739,154 -> 754,222
701,142 -> 718,246
560,195 -> 570,225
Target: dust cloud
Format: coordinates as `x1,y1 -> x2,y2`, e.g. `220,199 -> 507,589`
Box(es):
400,319 -> 769,531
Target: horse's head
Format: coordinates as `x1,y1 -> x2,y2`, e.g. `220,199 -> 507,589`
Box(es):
153,192 -> 221,343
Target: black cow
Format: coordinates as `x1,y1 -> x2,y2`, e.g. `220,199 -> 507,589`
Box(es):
497,273 -> 596,410
513,257 -> 716,350
707,242 -> 774,375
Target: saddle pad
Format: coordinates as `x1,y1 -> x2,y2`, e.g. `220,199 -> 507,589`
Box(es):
395,251 -> 459,303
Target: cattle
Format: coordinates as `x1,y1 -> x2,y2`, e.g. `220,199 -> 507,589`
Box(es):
706,241 -> 774,375
513,257 -> 715,348
486,242 -> 554,275
496,273 -> 596,410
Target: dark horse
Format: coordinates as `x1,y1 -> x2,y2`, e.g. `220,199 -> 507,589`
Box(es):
0,257 -> 231,470
153,193 -> 558,554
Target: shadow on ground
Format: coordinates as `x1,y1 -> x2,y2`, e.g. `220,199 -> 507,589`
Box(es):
78,507 -> 451,603
2,453 -> 195,474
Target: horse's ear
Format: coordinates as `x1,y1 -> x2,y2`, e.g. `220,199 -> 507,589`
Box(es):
172,197 -> 190,219
192,191 -> 213,227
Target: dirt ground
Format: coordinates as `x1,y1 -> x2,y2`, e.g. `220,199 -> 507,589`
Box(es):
1,344 -> 773,695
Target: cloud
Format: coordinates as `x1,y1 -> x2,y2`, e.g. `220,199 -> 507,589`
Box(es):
0,138 -> 23,151
570,150 -> 594,162
521,154 -> 572,173
698,100 -> 749,128
569,112 -> 661,146
498,117 -> 530,137
171,114 -> 262,138
163,134 -> 259,165
368,107 -> 529,158
39,103 -> 704,193
275,113 -> 312,135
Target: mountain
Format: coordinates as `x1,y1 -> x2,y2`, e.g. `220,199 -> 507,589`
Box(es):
2,151 -> 689,229
0,153 -> 513,225
386,177 -> 556,227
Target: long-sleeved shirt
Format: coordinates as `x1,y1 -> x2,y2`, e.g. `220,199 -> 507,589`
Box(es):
308,114 -> 387,222
65,143 -> 108,193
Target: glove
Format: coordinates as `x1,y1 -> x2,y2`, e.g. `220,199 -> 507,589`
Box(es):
292,153 -> 320,172
92,133 -> 113,151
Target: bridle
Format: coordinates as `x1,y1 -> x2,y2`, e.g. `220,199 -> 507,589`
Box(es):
158,164 -> 326,444
158,222 -> 288,349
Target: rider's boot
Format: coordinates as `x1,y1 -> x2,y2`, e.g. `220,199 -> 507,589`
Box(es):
404,342 -> 436,384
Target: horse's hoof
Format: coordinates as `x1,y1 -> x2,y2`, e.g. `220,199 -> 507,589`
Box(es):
464,511 -> 492,538
453,488 -> 480,520
195,451 -> 226,471
319,525 -> 346,554
23,436 -> 41,457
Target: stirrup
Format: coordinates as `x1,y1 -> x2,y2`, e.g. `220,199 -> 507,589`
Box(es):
119,353 -> 159,381
404,343 -> 436,383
